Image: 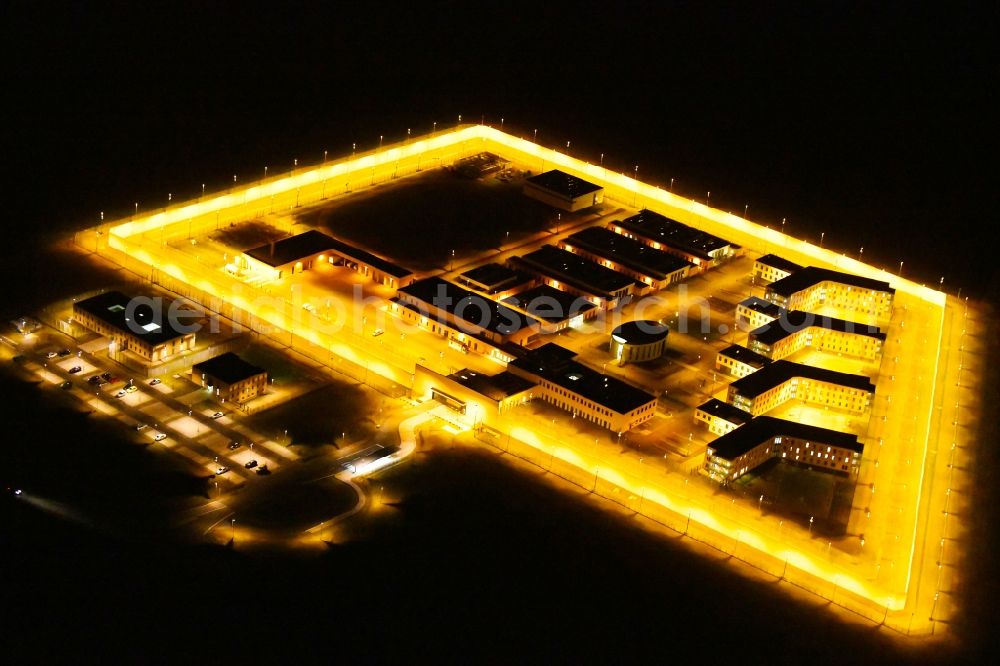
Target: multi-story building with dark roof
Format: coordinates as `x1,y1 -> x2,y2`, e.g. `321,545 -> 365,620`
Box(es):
736,296 -> 785,332
715,344 -> 774,378
695,398 -> 753,435
765,266 -> 894,321
506,343 -> 657,432
703,416 -> 864,483
727,359 -> 875,416
748,311 -> 886,361
752,254 -> 802,284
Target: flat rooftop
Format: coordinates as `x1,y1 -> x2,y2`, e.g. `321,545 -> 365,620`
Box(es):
193,352 -> 266,384
767,266 -> 895,298
616,209 -> 732,261
564,226 -> 692,280
510,343 -> 655,415
245,229 -> 338,267
750,311 -> 886,346
709,415 -> 863,460
718,344 -> 773,370
697,398 -> 753,427
513,245 -> 637,298
460,263 -> 533,292
502,284 -> 596,324
755,253 -> 803,274
730,359 -> 875,398
525,169 -> 603,198
449,368 -> 535,401
398,277 -> 540,336
75,291 -> 194,346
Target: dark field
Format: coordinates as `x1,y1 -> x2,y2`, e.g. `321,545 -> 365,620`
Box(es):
308,170 -> 557,270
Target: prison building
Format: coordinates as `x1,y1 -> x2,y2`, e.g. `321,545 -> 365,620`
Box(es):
240,229 -> 413,287
507,343 -> 657,433
747,311 -> 886,361
695,398 -> 753,436
393,277 -> 541,356
412,364 -> 535,423
523,169 -> 604,212
727,359 -> 875,417
609,209 -> 738,271
509,244 -> 640,309
736,296 -> 785,332
702,416 -> 864,484
764,266 -> 894,321
192,352 -> 267,404
501,284 -> 598,333
560,226 -> 691,291
458,263 -> 535,297
752,254 -> 802,284
72,290 -> 197,364
716,344 -> 773,378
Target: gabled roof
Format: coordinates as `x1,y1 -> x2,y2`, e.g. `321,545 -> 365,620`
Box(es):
730,359 -> 875,398
708,415 -> 863,460
767,266 -> 895,298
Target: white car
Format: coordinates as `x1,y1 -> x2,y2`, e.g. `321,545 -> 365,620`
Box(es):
45,351 -> 58,359
212,411 -> 224,419
135,423 -> 147,431
149,378 -> 161,386
153,433 -> 167,442
372,328 -> 384,337
115,390 -> 126,398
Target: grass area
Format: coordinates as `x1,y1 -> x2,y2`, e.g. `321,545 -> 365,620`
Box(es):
304,170 -> 556,270
235,478 -> 356,531
243,381 -> 376,448
209,220 -> 285,250
737,458 -> 857,534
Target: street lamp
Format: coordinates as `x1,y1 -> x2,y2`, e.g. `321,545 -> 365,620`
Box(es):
899,261 -> 904,276
669,177 -> 674,192
632,165 -> 639,206
323,149 -> 328,163
808,515 -> 815,536
533,128 -> 537,142
231,518 -> 236,543
820,232 -> 825,248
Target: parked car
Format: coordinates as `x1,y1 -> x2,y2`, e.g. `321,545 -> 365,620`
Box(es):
125,385 -> 138,393
101,372 -> 113,381
244,460 -> 258,469
372,328 -> 384,337
215,466 -> 229,475
115,390 -> 126,398
135,423 -> 148,431
45,351 -> 58,359
212,411 -> 224,419
154,433 -> 167,442
68,366 -> 82,374
57,349 -> 71,357
227,441 -> 241,450
255,465 -> 270,476
148,378 -> 161,386
60,381 -> 73,390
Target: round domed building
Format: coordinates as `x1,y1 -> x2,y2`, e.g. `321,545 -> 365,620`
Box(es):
610,320 -> 669,364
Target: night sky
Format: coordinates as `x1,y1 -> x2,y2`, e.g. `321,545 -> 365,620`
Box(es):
3,2 -> 996,662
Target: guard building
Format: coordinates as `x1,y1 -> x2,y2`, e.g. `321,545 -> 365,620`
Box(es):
747,311 -> 886,361
764,266 -> 894,321
610,209 -> 738,271
752,254 -> 802,284
523,169 -> 604,212
727,359 -> 875,417
507,343 -> 657,433
703,416 -> 864,484
510,245 -> 639,308
560,226 -> 691,291
192,352 -> 268,404
412,365 -> 535,423
73,290 -> 197,364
